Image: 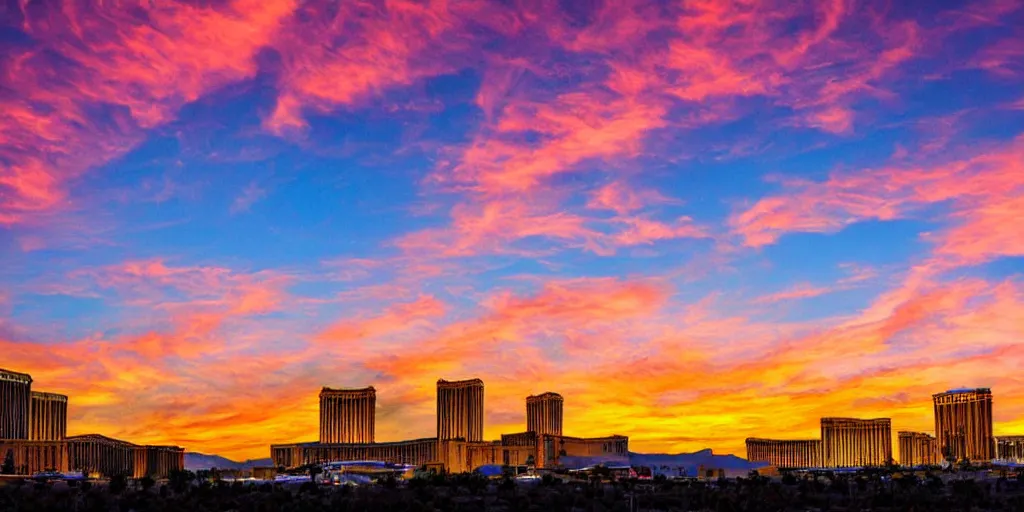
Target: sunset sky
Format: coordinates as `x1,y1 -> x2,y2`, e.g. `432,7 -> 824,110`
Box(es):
1,0 -> 1022,462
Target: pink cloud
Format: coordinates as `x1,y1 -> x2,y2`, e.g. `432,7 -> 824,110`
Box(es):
731,134 -> 1024,270
0,0 -> 297,225
752,283 -> 835,304
587,182 -> 681,215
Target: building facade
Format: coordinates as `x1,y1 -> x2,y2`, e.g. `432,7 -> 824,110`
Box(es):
0,440 -> 69,474
933,388 -> 994,462
29,391 -> 68,441
0,368 -> 33,440
271,438 -> 456,471
133,445 -> 186,478
67,434 -> 184,478
995,436 -> 1024,464
745,438 -> 822,468
270,379 -> 628,473
898,431 -> 938,467
820,417 -> 892,467
319,387 -> 376,444
67,434 -> 137,478
437,379 -> 484,442
540,434 -> 629,469
526,392 -> 563,437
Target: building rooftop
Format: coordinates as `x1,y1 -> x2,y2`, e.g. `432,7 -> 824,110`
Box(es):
143,445 -> 185,451
0,368 -> 33,383
66,433 -> 139,447
30,391 -> 68,401
897,431 -> 935,437
945,387 -> 990,393
319,386 -> 376,396
437,378 -> 484,387
272,437 -> 439,449
820,417 -> 891,424
933,388 -> 992,398
746,437 -> 821,443
527,392 -> 564,401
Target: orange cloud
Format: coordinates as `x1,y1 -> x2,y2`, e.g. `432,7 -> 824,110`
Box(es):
5,263 -> 1024,460
316,295 -> 446,346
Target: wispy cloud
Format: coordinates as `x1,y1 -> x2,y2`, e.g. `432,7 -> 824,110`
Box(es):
230,181 -> 268,214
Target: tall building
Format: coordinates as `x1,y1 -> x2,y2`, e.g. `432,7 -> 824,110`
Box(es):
133,445 -> 186,478
319,387 -> 376,444
820,417 -> 892,467
29,391 -> 68,441
0,368 -> 33,440
933,388 -> 993,462
272,380 -> 626,473
898,431 -> 938,467
437,378 -> 484,442
526,392 -> 563,436
995,436 -> 1024,464
745,438 -> 822,468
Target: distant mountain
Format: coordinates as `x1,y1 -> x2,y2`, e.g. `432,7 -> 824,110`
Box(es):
628,449 -> 766,475
185,452 -> 273,471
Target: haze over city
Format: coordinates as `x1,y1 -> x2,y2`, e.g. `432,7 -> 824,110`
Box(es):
1,0 -> 1022,464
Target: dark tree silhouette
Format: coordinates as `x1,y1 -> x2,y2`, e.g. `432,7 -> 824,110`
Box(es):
108,474 -> 128,494
1,449 -> 14,474
168,469 -> 194,493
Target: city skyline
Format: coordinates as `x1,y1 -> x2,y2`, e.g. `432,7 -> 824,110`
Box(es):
1,0 -> 1023,462
7,363 -> 1016,469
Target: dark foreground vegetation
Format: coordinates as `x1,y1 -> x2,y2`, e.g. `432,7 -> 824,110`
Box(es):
2,470 -> 1024,511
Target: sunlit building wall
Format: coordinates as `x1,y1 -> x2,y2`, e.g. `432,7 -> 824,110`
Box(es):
820,417 -> 892,467
437,378 -> 484,442
67,434 -> 137,478
0,440 -> 69,474
133,445 -> 186,478
745,438 -> 822,468
271,438 -> 467,472
933,388 -> 994,462
995,436 -> 1024,464
29,391 -> 68,441
526,392 -> 563,437
897,431 -> 939,467
319,386 -> 376,444
0,368 -> 33,440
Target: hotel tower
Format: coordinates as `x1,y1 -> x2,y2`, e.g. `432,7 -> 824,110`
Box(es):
745,438 -> 822,468
0,369 -> 33,440
898,431 -> 939,467
319,387 -> 376,444
820,417 -> 892,467
29,391 -> 68,441
437,379 -> 484,442
933,388 -> 993,462
526,392 -> 563,436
